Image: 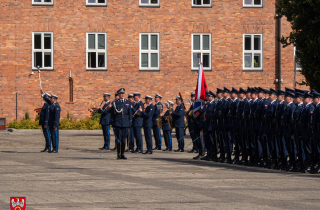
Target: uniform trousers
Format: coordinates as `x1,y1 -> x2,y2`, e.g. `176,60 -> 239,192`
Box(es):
133,127 -> 143,151
128,127 -> 134,151
102,125 -> 110,149
50,126 -> 59,152
114,127 -> 128,144
153,125 -> 162,149
42,125 -> 51,150
163,130 -> 172,150
175,127 -> 185,150
144,127 -> 153,152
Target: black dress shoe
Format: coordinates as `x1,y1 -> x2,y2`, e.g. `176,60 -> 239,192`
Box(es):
49,150 -> 58,153
134,150 -> 142,153
188,149 -> 197,153
111,147 -> 117,151
99,147 -> 107,150
153,147 -> 161,150
121,154 -> 127,159
143,151 -> 152,154
129,149 -> 134,153
163,148 -> 169,151
41,148 -> 48,152
174,149 -> 182,152
193,155 -> 203,160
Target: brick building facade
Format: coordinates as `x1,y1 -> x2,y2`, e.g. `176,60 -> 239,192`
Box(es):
0,0 -> 306,123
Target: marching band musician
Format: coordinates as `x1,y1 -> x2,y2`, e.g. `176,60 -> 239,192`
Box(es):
127,94 -> 135,152
187,92 -> 198,153
132,92 -> 144,153
110,92 -> 120,151
40,91 -> 52,152
171,95 -> 185,152
139,95 -> 155,154
113,88 -> 132,160
152,93 -> 163,150
162,101 -> 174,151
97,93 -> 112,150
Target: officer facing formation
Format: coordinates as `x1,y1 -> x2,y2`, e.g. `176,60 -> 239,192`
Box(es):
97,93 -> 112,150
39,90 -> 61,153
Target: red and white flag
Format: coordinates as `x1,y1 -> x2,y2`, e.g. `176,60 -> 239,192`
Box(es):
193,62 -> 208,118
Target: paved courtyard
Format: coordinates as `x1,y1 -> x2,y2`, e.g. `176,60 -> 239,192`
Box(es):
0,129 -> 320,210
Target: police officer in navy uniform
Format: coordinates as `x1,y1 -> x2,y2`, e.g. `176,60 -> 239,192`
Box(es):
273,90 -> 286,169
97,93 -> 112,150
152,93 -> 163,150
201,91 -> 216,160
310,91 -> 320,173
263,89 -> 278,168
171,95 -> 185,152
127,94 -> 135,152
139,95 -> 155,154
236,88 -> 247,164
249,88 -> 260,166
228,88 -> 240,164
215,88 -> 225,162
112,88 -> 132,159
162,101 -> 174,151
132,92 -> 144,153
187,92 -> 198,153
40,91 -> 52,152
299,92 -> 315,172
290,90 -> 304,171
48,94 -> 61,153
281,91 -> 296,169
110,92 -> 120,151
242,87 -> 253,165
221,87 -> 232,163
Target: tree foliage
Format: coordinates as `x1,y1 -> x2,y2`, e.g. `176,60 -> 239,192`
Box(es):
276,0 -> 320,91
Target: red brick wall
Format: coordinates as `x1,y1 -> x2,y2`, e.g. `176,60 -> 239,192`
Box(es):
0,0 -> 305,123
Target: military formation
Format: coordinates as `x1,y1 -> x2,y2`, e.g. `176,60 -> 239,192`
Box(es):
39,90 -> 61,153
38,87 -> 320,173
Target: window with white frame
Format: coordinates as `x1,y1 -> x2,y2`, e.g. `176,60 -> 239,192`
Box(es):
139,0 -> 159,6
243,34 -> 263,70
192,0 -> 211,7
86,0 -> 107,6
32,0 -> 53,5
86,33 -> 107,70
191,33 -> 211,70
294,47 -> 301,70
139,33 -> 160,70
32,32 -> 54,70
243,0 -> 262,7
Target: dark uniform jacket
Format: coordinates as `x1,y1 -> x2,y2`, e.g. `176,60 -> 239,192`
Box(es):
98,101 -> 112,125
221,98 -> 232,128
171,104 -> 185,128
161,110 -> 172,131
132,100 -> 144,127
254,98 -> 269,131
187,104 -> 195,130
263,100 -> 278,134
203,100 -> 216,131
216,98 -> 225,130
39,102 -> 50,126
311,103 -> 320,129
229,98 -> 240,129
281,102 -> 296,136
250,98 -> 260,131
48,102 -> 61,127
243,99 -> 252,130
152,101 -> 163,126
141,103 -> 155,128
112,99 -> 132,128
299,102 -> 315,127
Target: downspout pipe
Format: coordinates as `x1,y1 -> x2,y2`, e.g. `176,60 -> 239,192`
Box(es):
278,17 -> 282,90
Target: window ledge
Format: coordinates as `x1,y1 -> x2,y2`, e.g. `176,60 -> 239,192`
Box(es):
243,69 -> 263,71
86,4 -> 107,7
139,5 -> 160,7
86,69 -> 108,71
192,5 -> 212,8
32,68 -> 54,71
32,4 -> 54,6
65,102 -> 74,104
191,69 -> 212,71
243,5 -> 263,8
139,69 -> 160,71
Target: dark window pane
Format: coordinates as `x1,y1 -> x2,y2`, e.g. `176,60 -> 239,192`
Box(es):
34,52 -> 42,68
193,35 -> 200,50
244,35 -> 251,50
98,0 -> 105,3
254,35 -> 261,50
254,53 -> 261,68
34,34 -> 41,49
151,0 -> 158,3
44,52 -> 51,67
203,0 -> 210,4
244,0 -> 252,4
244,53 -> 252,67
151,53 -> 158,68
88,0 -> 95,3
98,34 -> 105,49
254,0 -> 261,5
88,52 -> 96,68
141,0 -> 148,3
141,35 -> 148,50
34,0 -> 41,2
203,53 -> 209,67
44,0 -> 52,2
88,34 -> 95,49
44,34 -> 51,49
296,58 -> 301,69
141,53 -> 148,67
203,35 -> 209,50
193,0 -> 201,5
193,53 -> 199,68
98,53 -> 105,67
151,35 -> 157,50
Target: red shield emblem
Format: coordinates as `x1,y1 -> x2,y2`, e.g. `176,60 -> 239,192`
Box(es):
10,197 -> 26,210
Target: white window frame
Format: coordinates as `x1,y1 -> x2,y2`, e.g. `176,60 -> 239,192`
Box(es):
191,33 -> 211,71
243,0 -> 262,7
294,46 -> 302,71
192,0 -> 212,7
139,0 -> 160,7
32,0 -> 54,5
86,32 -> 108,70
139,33 -> 160,71
243,34 -> 263,71
32,32 -> 54,70
86,0 -> 107,6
